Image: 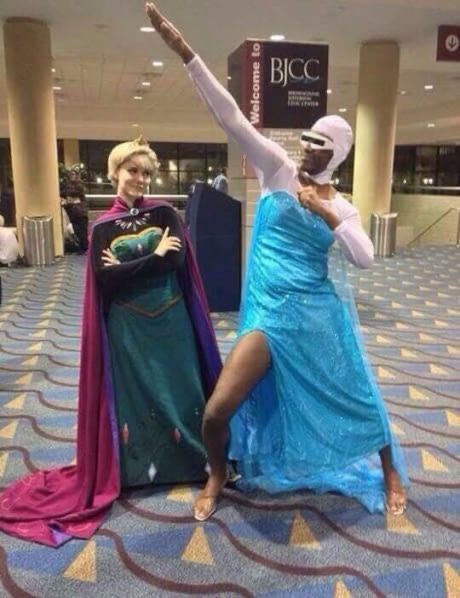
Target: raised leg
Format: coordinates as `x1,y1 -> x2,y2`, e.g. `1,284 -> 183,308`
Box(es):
194,331 -> 271,520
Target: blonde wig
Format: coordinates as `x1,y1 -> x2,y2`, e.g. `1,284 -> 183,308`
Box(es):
107,135 -> 159,186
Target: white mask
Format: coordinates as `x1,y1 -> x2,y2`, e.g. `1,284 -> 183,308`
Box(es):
304,115 -> 353,185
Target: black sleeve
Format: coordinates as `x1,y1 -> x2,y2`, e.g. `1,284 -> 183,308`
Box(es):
59,181 -> 68,199
77,184 -> 86,203
91,207 -> 186,296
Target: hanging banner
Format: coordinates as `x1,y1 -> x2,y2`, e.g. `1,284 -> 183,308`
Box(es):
437,25 -> 460,62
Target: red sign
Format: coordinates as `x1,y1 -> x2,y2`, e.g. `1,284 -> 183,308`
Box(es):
437,25 -> 460,62
228,40 -> 328,129
247,41 -> 264,128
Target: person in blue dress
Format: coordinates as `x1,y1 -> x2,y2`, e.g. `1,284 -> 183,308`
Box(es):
145,2 -> 408,522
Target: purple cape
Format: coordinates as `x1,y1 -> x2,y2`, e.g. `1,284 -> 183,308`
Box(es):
0,197 -> 222,546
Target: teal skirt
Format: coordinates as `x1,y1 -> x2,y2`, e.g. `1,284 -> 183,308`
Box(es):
107,273 -> 206,487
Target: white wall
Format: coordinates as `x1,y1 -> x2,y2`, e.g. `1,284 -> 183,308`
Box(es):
391,193 -> 460,246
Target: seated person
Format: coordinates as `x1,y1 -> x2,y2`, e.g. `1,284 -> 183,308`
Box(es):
0,215 -> 19,266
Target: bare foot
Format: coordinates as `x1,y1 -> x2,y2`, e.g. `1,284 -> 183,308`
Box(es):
384,469 -> 407,516
193,473 -> 227,521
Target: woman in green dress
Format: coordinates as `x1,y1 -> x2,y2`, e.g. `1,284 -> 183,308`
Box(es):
0,137 -> 221,547
91,137 -> 220,488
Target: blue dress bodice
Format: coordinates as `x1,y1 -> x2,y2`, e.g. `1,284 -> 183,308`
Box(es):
247,191 -> 334,296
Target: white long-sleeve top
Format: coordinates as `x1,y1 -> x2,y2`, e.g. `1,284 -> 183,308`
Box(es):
186,56 -> 374,269
0,227 -> 18,265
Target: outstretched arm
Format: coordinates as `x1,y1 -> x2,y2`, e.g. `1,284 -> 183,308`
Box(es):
145,2 -> 194,64
145,2 -> 286,184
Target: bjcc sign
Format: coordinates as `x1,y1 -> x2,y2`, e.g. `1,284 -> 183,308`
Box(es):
270,56 -> 323,88
228,40 -> 329,129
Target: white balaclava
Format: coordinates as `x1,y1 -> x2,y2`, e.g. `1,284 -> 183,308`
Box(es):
308,115 -> 353,185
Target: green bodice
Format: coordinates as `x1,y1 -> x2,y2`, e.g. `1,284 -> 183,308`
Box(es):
110,226 -> 162,262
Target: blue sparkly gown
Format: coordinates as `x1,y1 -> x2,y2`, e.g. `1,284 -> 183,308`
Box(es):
229,191 -> 408,513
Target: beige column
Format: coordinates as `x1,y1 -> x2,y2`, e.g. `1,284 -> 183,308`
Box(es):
227,141 -> 259,272
352,41 -> 399,231
3,17 -> 63,255
63,139 -> 80,169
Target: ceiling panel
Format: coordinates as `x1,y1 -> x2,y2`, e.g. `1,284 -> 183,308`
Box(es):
0,0 -> 458,143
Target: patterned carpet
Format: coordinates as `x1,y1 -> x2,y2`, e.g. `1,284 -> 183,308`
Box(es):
0,246 -> 459,597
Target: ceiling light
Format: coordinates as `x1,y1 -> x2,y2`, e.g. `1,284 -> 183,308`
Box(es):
133,95 -> 143,100
132,123 -> 139,127
140,26 -> 155,33
53,86 -> 62,91
327,89 -> 332,95
424,84 -> 434,90
270,34 -> 285,41
152,61 -> 164,68
399,90 -> 407,95
141,81 -> 151,87
51,68 -> 56,73
427,123 -> 435,128
338,107 -> 347,113
227,76 -> 232,80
